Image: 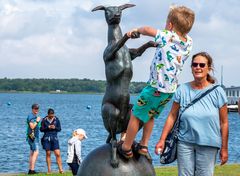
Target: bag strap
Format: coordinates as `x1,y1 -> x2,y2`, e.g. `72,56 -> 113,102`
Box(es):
179,85 -> 220,117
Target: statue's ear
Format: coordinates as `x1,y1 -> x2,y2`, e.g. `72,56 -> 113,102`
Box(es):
92,5 -> 106,12
119,4 -> 135,10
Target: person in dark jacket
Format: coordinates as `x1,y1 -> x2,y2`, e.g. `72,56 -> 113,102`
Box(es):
40,108 -> 63,174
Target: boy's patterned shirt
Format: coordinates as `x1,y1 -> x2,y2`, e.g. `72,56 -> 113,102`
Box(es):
148,29 -> 193,93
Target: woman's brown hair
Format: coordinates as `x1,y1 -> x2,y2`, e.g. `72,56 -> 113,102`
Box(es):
191,52 -> 216,84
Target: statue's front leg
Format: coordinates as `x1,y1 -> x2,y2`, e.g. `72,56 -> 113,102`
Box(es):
104,34 -> 130,61
130,41 -> 158,60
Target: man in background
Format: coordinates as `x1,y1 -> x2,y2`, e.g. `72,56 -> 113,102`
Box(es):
26,104 -> 41,175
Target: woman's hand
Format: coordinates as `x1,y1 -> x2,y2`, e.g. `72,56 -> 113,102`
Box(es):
48,125 -> 55,129
154,102 -> 180,156
155,139 -> 165,155
220,148 -> 228,165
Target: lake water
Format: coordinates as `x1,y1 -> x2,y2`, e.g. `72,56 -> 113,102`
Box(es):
0,93 -> 239,173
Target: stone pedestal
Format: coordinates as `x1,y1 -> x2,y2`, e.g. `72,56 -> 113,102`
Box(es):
78,144 -> 156,176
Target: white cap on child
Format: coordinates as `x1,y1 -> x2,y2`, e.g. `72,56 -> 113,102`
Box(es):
74,128 -> 88,139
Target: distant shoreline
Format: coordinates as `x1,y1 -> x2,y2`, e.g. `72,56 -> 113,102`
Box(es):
0,78 -> 146,94
0,90 -> 104,95
0,91 -> 140,96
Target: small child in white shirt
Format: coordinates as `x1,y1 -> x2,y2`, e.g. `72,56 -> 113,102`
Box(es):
66,129 -> 87,176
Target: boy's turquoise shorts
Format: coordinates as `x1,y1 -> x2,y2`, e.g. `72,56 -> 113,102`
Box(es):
132,85 -> 173,123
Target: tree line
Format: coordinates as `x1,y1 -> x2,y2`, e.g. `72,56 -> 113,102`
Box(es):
0,78 -> 146,93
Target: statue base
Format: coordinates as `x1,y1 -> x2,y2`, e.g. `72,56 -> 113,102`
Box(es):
77,143 -> 156,176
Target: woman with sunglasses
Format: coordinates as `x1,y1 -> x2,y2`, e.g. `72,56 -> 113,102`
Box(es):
155,52 -> 229,176
40,108 -> 63,174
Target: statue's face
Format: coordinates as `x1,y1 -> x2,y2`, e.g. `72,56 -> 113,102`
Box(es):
105,7 -> 121,25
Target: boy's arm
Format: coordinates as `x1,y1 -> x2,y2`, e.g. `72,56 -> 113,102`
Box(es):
127,26 -> 158,38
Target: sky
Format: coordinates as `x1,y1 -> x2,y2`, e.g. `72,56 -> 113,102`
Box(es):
0,0 -> 239,87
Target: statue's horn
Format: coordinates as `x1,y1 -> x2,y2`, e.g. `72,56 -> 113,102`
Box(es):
92,5 -> 106,12
119,4 -> 135,10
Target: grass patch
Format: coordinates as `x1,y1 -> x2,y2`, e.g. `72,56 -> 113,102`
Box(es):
155,166 -> 177,176
155,164 -> 240,176
15,164 -> 240,176
17,171 -> 72,176
214,164 -> 240,176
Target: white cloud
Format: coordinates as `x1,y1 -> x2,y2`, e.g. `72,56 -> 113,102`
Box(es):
2,3 -> 21,15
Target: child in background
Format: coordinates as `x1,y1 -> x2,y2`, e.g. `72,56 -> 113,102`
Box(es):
66,129 -> 88,176
118,5 -> 195,159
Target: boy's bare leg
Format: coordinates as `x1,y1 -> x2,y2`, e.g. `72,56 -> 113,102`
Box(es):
140,118 -> 154,151
122,113 -> 140,151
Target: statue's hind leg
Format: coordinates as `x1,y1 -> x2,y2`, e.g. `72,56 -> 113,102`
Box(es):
102,102 -> 120,168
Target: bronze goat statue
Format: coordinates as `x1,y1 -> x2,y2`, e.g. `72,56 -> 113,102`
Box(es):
92,4 -> 157,167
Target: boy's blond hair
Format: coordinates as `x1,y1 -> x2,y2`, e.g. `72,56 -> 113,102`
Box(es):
167,5 -> 195,35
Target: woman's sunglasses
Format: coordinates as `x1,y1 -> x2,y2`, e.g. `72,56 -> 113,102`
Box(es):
191,62 -> 207,68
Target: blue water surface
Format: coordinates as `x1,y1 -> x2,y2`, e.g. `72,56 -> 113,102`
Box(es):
0,93 -> 239,173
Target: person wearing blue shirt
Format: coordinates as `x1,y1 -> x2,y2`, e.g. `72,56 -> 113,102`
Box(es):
40,108 -> 63,174
27,103 -> 41,175
155,52 -> 229,176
